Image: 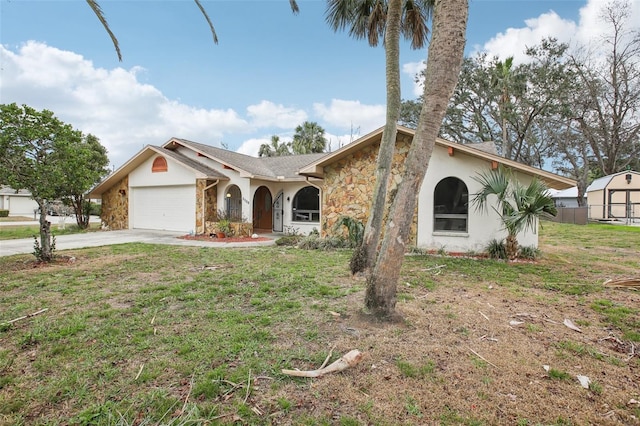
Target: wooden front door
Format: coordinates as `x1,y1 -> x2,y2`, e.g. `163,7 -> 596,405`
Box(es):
253,186 -> 273,231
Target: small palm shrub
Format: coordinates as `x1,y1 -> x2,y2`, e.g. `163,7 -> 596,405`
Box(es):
333,215 -> 364,248
518,245 -> 541,260
486,239 -> 507,260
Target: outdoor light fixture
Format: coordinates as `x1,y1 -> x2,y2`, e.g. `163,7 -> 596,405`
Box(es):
226,193 -> 231,198
626,173 -> 632,184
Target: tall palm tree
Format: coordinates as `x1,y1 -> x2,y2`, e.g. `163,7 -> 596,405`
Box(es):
472,167 -> 557,259
365,0 -> 468,318
258,135 -> 292,157
326,0 -> 433,275
291,121 -> 327,154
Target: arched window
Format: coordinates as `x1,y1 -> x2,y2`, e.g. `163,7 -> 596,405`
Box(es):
433,177 -> 468,232
225,185 -> 242,221
292,186 -> 320,222
152,156 -> 168,172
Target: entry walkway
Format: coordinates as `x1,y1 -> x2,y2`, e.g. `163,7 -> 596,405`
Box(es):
0,229 -> 275,257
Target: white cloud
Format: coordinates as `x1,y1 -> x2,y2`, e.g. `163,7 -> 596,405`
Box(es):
479,0 -> 640,65
403,61 -> 425,97
236,137 -> 270,157
246,100 -> 307,129
481,11 -> 578,63
313,99 -> 385,135
0,41 -> 255,168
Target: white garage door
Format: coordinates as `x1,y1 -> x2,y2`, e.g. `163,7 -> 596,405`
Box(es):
131,185 -> 195,232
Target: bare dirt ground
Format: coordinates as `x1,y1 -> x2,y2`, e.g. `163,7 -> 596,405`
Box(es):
261,241 -> 639,424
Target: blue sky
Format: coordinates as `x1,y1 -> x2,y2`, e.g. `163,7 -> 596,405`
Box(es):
1,0 -> 638,168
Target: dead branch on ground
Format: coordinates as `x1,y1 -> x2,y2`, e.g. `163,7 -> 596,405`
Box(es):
281,349 -> 363,378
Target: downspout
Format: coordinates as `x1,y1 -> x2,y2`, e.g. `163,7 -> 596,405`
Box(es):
202,180 -> 219,234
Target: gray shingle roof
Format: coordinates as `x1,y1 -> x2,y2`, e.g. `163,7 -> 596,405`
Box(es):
169,139 -> 326,179
155,146 -> 228,179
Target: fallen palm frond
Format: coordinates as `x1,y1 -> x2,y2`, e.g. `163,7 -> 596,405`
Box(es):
603,277 -> 640,288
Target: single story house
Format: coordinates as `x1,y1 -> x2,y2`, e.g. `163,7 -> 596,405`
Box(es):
586,170 -> 640,222
90,126 -> 575,252
0,186 -> 38,217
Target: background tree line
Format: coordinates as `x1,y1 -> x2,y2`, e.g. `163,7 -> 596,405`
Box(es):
400,0 -> 639,206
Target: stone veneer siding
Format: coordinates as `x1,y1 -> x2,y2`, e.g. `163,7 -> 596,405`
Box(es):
322,134 -> 417,244
101,175 -> 129,230
196,179 -> 219,234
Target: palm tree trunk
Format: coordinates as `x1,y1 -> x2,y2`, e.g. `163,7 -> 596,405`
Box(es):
365,0 -> 468,318
505,234 -> 518,260
354,0 -> 402,274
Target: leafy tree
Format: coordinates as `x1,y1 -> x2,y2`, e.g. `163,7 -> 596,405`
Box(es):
437,39 -> 573,169
569,0 -> 640,176
57,134 -> 110,228
399,98 -> 422,128
365,0 -> 468,318
258,135 -> 292,157
291,121 -> 328,154
0,104 -> 87,260
326,0 -> 432,276
472,167 -> 557,259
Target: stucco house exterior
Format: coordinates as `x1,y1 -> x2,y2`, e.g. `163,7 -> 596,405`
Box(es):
90,126 -> 575,252
586,170 -> 640,222
0,186 -> 38,217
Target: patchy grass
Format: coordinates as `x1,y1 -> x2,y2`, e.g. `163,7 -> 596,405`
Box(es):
0,222 -> 101,240
0,222 -> 639,425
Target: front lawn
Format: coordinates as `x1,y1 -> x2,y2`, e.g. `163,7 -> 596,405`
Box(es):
0,222 -> 102,240
0,222 -> 638,425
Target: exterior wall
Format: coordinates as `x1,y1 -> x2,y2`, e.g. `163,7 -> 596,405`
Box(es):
248,180 -> 322,235
129,155 -> 196,187
418,151 -> 540,252
320,138 -> 540,254
321,134 -> 415,242
196,179 -> 219,234
101,175 -> 129,230
587,189 -> 605,219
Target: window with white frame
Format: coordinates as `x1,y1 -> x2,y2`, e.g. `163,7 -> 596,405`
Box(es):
292,186 -> 320,222
433,177 -> 468,232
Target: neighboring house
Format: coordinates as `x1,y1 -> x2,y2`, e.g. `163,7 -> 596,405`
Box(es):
548,187 -> 581,208
0,186 -> 38,217
91,126 -> 575,252
586,170 -> 640,222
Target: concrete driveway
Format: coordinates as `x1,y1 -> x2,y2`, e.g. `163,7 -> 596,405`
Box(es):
0,229 -> 275,257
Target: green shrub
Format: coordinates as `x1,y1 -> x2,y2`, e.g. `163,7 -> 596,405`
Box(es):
298,234 -> 350,250
89,202 -> 101,216
0,210 -> 9,217
518,245 -> 540,260
333,215 -> 364,248
486,239 -> 507,259
275,235 -> 303,246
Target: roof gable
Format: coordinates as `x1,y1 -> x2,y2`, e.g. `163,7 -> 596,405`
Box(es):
298,126 -> 576,190
587,170 -> 639,192
89,145 -> 228,197
165,138 -> 325,179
